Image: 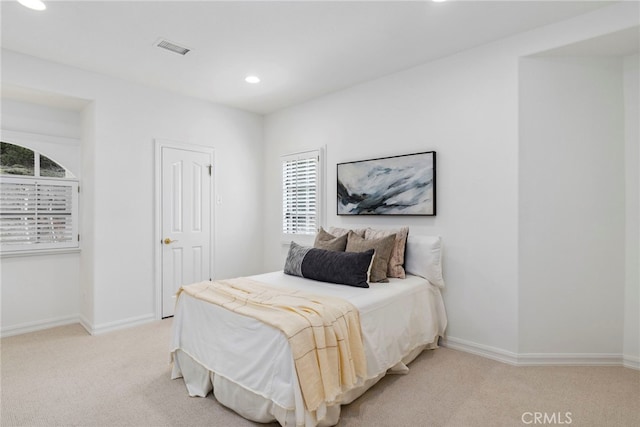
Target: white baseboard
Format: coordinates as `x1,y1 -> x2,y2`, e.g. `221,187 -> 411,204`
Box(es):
78,314 -> 93,335
1,314 -> 80,338
517,352 -> 622,366
1,313 -> 156,338
623,354 -> 640,370
441,336 -> 638,370
88,313 -> 156,335
440,336 -> 520,365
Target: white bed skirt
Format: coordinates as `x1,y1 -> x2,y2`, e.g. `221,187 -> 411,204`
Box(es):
171,342 -> 435,426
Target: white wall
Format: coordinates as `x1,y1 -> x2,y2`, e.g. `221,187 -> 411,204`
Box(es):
623,54 -> 639,367
264,29 -> 522,355
2,98 -> 82,138
262,3 -> 638,359
1,49 -> 264,333
1,98 -> 83,336
518,57 -> 625,354
79,102 -> 96,329
1,254 -> 80,334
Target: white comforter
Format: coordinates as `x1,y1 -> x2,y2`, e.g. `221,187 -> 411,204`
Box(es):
170,271 -> 447,426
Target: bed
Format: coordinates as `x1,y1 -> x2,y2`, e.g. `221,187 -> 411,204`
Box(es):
170,232 -> 447,427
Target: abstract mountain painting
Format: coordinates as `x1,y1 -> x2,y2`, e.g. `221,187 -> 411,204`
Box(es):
337,151 -> 436,216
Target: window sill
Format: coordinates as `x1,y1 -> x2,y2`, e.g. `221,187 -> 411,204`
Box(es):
1,248 -> 81,258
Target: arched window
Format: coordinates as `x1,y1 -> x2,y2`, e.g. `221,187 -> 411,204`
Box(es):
0,142 -> 79,254
0,141 -> 74,178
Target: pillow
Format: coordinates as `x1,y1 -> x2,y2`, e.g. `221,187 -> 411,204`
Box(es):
313,227 -> 348,251
404,235 -> 445,288
328,226 -> 367,238
346,231 -> 396,283
284,241 -> 373,288
365,227 -> 409,279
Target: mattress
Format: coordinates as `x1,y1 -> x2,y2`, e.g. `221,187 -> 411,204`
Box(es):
170,271 -> 447,426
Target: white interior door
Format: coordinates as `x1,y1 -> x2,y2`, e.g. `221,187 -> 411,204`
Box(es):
161,146 -> 212,317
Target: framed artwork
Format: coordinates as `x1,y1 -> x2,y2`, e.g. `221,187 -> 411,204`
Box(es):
337,151 -> 436,216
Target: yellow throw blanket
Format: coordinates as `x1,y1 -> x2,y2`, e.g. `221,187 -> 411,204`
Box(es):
177,277 -> 367,413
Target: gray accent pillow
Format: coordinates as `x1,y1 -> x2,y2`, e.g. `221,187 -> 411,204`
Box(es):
314,227 -> 348,251
284,241 -> 373,288
346,231 -> 396,283
284,242 -> 312,277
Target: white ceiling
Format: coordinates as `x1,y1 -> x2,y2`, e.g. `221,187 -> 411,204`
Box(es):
0,0 -> 622,114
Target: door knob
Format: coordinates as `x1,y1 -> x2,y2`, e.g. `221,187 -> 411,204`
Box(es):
163,238 -> 178,245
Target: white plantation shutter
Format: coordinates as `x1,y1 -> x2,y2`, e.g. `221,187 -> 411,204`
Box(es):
282,150 -> 321,236
0,176 -> 79,252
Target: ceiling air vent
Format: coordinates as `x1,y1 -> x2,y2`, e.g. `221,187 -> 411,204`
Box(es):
155,38 -> 190,56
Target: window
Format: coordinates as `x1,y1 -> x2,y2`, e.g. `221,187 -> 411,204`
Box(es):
0,141 -> 72,178
282,149 -> 322,237
0,142 -> 79,254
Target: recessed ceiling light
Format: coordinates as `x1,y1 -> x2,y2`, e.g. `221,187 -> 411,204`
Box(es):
245,75 -> 261,84
432,0 -> 448,3
18,0 -> 46,11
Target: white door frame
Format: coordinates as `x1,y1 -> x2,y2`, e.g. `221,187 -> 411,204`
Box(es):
154,139 -> 215,319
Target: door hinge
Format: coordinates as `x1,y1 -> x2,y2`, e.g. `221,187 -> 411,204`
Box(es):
78,186 -> 80,193
208,164 -> 212,176
77,234 -> 80,242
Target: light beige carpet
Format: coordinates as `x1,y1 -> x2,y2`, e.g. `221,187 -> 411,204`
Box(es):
1,319 -> 638,426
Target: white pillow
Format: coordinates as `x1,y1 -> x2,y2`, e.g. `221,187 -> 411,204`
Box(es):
404,235 -> 445,288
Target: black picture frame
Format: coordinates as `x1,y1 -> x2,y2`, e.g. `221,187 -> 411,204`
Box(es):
337,151 -> 436,216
